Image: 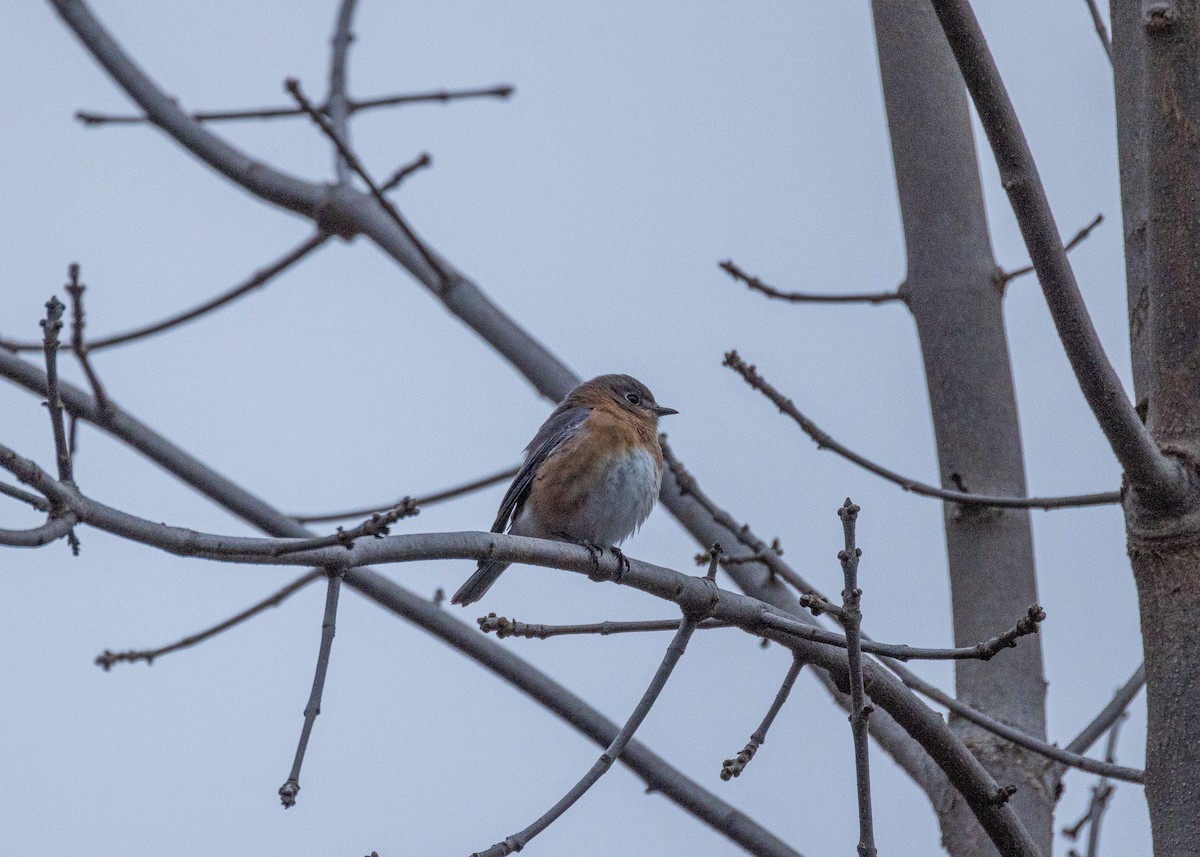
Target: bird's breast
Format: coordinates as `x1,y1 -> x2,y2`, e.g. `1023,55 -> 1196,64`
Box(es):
525,445 -> 662,546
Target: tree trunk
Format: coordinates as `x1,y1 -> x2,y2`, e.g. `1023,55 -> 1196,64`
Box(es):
1117,1 -> 1200,853
870,2 -> 1052,853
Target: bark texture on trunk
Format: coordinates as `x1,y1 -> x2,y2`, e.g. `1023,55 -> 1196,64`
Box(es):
871,2 -> 1052,854
1118,2 -> 1200,853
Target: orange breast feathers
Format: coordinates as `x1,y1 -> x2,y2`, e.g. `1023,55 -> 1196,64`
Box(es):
525,400 -> 662,530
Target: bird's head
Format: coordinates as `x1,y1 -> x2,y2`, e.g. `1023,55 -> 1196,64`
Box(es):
572,374 -> 678,421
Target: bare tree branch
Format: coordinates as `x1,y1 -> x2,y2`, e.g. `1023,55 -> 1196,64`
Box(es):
761,603 -> 1045,663
0,233 -> 331,354
1081,0 -> 1113,64
719,260 -> 904,305
1000,213 -> 1105,283
352,85 -> 513,112
284,77 -> 450,283
95,570 -> 323,670
724,351 -> 1122,510
35,8 -> 1050,846
721,656 -> 804,781
838,500 -> 876,857
0,444 -> 1048,664
659,432 -> 970,792
0,393 -> 1037,856
40,297 -> 72,486
5,437 -> 1053,853
660,435 -> 832,597
927,0 -> 1190,507
0,346 -> 800,857
63,264 -> 109,410
0,480 -> 49,511
1065,662 -> 1145,756
279,571 -> 343,808
0,513 -> 78,548
474,609 -> 703,857
478,613 -> 733,640
326,0 -> 357,185
380,151 -> 432,191
1063,713 -> 1125,855
273,499 -> 418,556
75,85 -> 514,126
38,295 -> 80,555
292,464 -> 518,524
880,655 -> 1143,783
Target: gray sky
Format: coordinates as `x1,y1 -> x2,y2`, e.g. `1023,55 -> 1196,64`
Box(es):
1,2 -> 1147,855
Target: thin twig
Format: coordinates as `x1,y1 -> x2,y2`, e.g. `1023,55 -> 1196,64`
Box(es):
1086,715 -> 1125,857
1001,213 -> 1105,283
0,481 -> 49,511
96,570 -> 322,670
838,500 -> 876,857
472,610 -> 702,856
721,656 -> 804,780
723,351 -> 1121,510
761,603 -> 1045,663
0,233 -> 330,354
1081,0 -> 1113,64
272,498 -> 419,557
380,152 -> 432,193
292,465 -> 517,525
1065,662 -> 1145,756
75,85 -> 514,126
1063,714 -> 1125,854
285,78 -> 451,285
702,539 -> 782,566
880,655 -> 1143,783
720,260 -> 903,305
63,264 -> 110,410
39,296 -> 80,556
660,434 -> 838,604
0,514 -> 78,547
351,85 -> 513,113
327,0 -> 357,185
928,0 -> 1189,507
279,571 -> 343,808
478,613 -> 731,639
40,297 -> 72,485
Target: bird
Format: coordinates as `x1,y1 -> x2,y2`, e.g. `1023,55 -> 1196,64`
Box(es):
451,374 -> 678,607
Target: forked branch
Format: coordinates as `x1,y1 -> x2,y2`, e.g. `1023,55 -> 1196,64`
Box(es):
96,570 -> 323,670
928,0 -> 1189,506
76,85 -> 513,126
723,351 -> 1121,510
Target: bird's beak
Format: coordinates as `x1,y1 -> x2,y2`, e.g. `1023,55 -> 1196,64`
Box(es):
654,405 -> 679,417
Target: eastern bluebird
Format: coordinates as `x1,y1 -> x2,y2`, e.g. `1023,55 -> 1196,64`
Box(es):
451,374 -> 678,606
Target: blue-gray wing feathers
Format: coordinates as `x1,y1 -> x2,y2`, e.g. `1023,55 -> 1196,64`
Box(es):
451,404 -> 590,606
488,405 -> 590,534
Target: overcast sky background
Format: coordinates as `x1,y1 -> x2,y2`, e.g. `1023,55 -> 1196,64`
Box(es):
1,2 -> 1149,855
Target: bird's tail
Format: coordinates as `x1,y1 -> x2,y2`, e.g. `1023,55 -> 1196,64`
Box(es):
451,559 -> 511,607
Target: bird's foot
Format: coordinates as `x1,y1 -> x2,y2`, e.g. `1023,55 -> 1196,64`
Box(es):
609,545 -> 630,582
557,532 -> 606,577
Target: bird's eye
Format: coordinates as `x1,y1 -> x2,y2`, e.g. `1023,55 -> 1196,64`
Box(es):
625,392 -> 642,405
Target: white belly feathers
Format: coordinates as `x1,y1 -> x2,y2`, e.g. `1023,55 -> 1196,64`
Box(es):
572,447 -> 662,545
512,446 -> 662,546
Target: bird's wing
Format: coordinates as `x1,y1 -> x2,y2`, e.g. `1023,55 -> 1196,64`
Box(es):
490,404 -> 590,534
